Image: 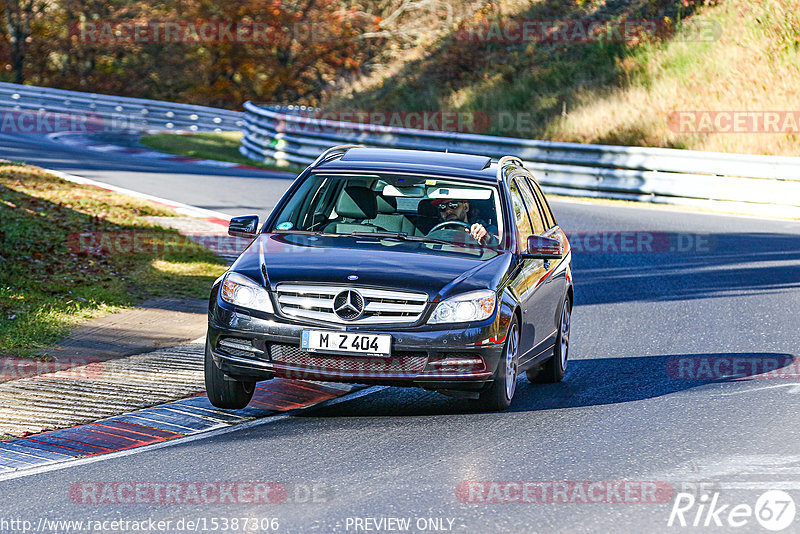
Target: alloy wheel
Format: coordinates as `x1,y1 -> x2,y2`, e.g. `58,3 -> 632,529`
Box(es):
559,300 -> 570,371
505,322 -> 519,400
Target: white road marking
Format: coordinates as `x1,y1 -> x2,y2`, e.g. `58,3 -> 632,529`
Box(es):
660,455 -> 800,491
713,383 -> 800,396
42,168 -> 232,222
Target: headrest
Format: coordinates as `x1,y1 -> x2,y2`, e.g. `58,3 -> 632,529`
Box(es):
375,195 -> 397,214
416,199 -> 439,218
336,186 -> 378,219
467,199 -> 494,224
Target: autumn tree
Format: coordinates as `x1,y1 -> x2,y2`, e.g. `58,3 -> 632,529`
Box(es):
1,0 -> 48,83
0,0 -> 381,108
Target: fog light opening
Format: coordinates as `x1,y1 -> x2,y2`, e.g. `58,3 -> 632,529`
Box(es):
424,355 -> 486,374
218,337 -> 263,354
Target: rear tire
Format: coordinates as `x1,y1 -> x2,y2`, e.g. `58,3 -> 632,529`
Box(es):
527,297 -> 570,384
205,337 -> 256,409
473,317 -> 519,411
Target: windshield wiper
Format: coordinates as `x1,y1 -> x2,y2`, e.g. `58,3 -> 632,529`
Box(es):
349,231 -> 411,240
274,230 -> 338,236
348,231 -> 455,247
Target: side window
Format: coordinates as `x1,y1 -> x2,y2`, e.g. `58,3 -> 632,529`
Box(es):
508,179 -> 534,253
527,177 -> 556,229
514,176 -> 546,235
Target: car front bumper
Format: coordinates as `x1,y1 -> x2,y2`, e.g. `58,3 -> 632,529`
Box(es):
207,301 -> 510,392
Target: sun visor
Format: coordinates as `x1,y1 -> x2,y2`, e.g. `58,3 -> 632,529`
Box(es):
381,184 -> 425,197
427,187 -> 492,200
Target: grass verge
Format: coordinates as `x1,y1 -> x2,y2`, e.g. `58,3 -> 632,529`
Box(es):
139,131 -> 302,173
328,0 -> 800,156
0,163 -> 227,358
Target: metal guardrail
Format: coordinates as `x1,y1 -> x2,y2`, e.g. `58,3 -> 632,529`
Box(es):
0,83 -> 796,216
240,101 -> 800,216
0,82 -> 244,132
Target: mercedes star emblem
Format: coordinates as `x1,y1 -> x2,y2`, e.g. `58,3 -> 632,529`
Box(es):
333,290 -> 365,320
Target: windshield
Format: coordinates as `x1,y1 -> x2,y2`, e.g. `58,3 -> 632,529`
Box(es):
270,172 -> 505,251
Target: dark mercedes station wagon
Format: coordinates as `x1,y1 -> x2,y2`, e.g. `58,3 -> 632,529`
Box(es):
205,146 -> 573,410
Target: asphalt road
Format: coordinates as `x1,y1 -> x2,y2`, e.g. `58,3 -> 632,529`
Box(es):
0,132 -> 294,220
1,132 -> 799,533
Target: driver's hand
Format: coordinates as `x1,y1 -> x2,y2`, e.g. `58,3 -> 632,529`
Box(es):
469,223 -> 488,244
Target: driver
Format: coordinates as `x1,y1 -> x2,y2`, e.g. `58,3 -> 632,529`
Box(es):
431,199 -> 497,246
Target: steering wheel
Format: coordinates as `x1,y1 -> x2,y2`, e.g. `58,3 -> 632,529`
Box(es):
428,220 -> 471,233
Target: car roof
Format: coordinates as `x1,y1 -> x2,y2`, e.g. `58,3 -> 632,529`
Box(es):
314,147 -> 499,181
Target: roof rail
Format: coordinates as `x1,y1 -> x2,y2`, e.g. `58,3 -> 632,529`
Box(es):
496,155 -> 524,182
310,144 -> 365,168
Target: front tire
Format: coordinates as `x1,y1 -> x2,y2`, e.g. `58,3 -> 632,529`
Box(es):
527,296 -> 570,384
473,317 -> 519,411
205,337 -> 256,409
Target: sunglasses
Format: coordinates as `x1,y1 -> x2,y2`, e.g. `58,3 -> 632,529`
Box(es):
437,201 -> 464,211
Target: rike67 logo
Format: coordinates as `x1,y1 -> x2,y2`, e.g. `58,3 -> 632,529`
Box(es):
668,490 -> 796,531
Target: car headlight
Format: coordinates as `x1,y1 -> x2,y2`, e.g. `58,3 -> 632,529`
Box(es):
428,290 -> 496,324
220,272 -> 274,314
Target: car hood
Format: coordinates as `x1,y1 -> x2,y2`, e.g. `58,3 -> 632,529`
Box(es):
232,233 -> 512,300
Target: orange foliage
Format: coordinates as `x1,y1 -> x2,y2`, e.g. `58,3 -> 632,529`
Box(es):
0,0 -> 376,108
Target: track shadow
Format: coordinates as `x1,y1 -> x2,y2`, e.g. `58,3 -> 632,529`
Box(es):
297,352 -> 796,418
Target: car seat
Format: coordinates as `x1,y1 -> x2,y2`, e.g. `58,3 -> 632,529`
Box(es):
323,186 -> 384,233
370,196 -> 416,234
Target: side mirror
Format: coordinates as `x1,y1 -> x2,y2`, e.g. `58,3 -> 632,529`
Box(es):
522,234 -> 563,260
228,215 -> 259,238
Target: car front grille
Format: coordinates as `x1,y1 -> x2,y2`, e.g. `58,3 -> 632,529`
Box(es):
275,284 -> 428,325
269,344 -> 428,377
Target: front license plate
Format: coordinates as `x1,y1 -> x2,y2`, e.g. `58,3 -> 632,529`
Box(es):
300,330 -> 391,357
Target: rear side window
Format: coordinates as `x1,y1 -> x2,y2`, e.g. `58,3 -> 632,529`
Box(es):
526,177 -> 556,229
514,176 -> 545,235
508,179 -> 534,253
